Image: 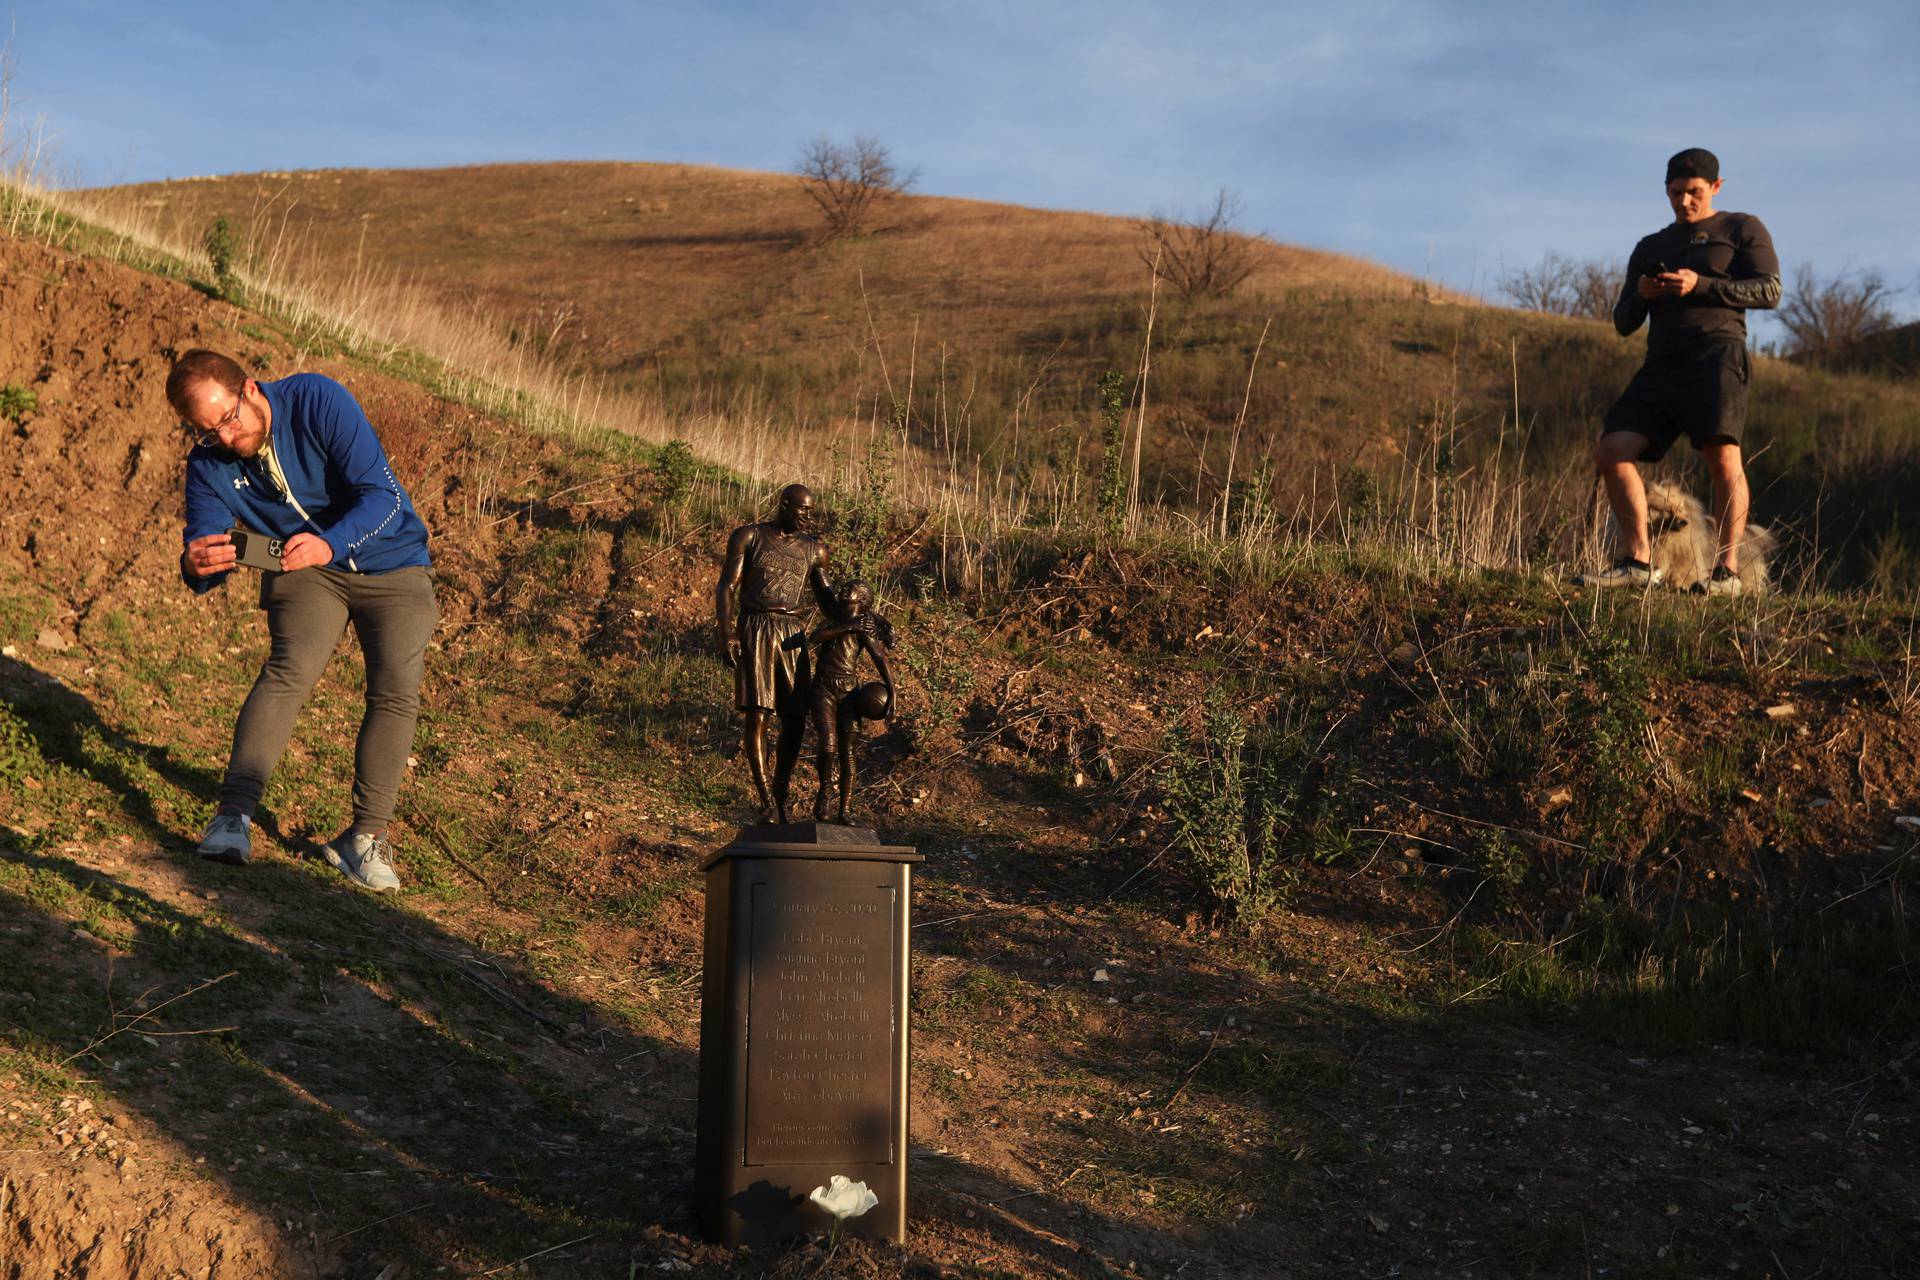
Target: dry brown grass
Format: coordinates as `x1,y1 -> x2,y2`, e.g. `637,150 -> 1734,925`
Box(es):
59,162 -> 1483,538
51,161 -> 1920,591
80,162 -> 1417,373
75,160 -> 1432,458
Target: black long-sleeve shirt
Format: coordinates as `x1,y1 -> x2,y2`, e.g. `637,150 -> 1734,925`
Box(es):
1612,210 -> 1780,358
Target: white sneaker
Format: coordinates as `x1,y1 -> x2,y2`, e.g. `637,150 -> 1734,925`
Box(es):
196,811 -> 252,865
1577,558 -> 1664,589
1700,567 -> 1744,597
323,831 -> 402,893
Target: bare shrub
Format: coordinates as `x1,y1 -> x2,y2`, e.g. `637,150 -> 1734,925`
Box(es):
1498,252 -> 1620,322
794,135 -> 916,239
1778,266 -> 1898,367
1135,189 -> 1259,301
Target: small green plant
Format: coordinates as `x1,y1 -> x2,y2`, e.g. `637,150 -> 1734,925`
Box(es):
1338,466 -> 1381,534
1574,634 -> 1652,856
1866,521 -> 1920,596
895,602 -> 978,730
1160,687 -> 1285,924
600,872 -> 691,925
1470,830 -> 1527,899
955,965 -> 1020,1012
1223,457 -> 1276,538
826,427 -> 899,580
654,439 -> 696,505
648,438 -> 698,536
0,384 -> 36,424
203,214 -> 239,299
1425,646 -> 1567,782
0,705 -> 47,792
1198,1042 -> 1345,1097
1301,813 -> 1359,867
1094,371 -> 1127,537
1687,740 -> 1746,806
1867,604 -> 1920,717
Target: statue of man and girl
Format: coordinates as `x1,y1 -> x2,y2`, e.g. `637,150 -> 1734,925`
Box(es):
714,483 -> 896,825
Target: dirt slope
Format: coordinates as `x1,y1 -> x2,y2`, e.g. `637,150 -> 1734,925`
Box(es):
2,225 -> 1917,1279
1,1160 -> 330,1279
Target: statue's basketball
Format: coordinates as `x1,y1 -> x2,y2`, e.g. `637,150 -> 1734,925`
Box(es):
849,681 -> 892,720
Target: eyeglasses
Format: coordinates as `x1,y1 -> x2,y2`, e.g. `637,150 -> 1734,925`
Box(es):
185,396 -> 246,449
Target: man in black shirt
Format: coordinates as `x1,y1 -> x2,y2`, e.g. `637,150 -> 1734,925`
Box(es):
1581,147 -> 1780,594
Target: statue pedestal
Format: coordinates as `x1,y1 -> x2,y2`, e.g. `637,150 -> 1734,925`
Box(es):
694,823 -> 921,1245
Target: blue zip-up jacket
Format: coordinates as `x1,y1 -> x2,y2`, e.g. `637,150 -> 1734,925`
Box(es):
180,373 -> 431,594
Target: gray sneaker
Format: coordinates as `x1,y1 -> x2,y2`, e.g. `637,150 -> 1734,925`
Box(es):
323,831 -> 402,893
1576,558 -> 1664,589
196,811 -> 252,865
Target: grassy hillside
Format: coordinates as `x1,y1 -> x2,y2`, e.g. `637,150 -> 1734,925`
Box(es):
82,162 -> 1416,388
3,169 -> 1919,1277
1844,318 -> 1920,378
81,163 -> 1920,591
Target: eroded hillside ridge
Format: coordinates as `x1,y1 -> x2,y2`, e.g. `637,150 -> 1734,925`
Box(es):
0,234 -> 565,643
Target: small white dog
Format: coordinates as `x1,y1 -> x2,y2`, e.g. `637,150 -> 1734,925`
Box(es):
1635,480 -> 1777,594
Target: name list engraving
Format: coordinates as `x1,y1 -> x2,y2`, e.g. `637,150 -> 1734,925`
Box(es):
744,882 -> 896,1166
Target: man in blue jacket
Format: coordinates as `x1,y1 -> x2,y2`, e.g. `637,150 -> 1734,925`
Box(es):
170,349 -> 436,892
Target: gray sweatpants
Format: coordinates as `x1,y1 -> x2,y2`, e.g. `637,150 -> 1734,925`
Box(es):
219,565 -> 438,833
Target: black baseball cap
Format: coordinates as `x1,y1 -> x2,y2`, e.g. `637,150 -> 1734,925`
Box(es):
1666,148 -> 1720,184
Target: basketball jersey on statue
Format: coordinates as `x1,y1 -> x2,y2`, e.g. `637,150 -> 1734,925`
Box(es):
740,530 -> 816,615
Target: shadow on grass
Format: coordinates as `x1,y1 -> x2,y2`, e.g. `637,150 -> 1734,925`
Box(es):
16,632 -> 1907,1275
0,844 -> 694,1271
0,650 -> 696,1268
2,652 -> 230,842
897,812 -> 1920,1278
0,661 -> 1197,1277
617,230 -> 807,252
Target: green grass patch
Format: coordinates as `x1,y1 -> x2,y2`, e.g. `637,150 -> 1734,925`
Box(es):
1452,912 -> 1919,1052
1197,1041 -> 1347,1098
1687,740 -> 1747,806
0,384 -> 38,423
599,868 -> 695,925
0,579 -> 58,644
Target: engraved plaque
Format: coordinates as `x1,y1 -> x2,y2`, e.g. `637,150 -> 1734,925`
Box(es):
745,881 -> 896,1165
695,823 -> 920,1246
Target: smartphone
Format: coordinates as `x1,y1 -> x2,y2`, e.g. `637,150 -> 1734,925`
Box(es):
1645,261 -> 1671,277
228,525 -> 285,572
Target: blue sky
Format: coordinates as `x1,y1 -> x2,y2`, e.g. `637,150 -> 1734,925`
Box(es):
9,1 -> 1917,325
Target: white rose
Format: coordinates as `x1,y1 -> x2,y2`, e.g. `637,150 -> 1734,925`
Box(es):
807,1174 -> 879,1221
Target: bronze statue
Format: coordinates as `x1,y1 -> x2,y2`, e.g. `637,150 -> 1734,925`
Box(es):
808,580 -> 896,823
715,484 -> 833,823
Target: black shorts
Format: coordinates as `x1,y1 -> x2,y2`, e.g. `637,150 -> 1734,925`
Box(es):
1602,341 -> 1750,462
